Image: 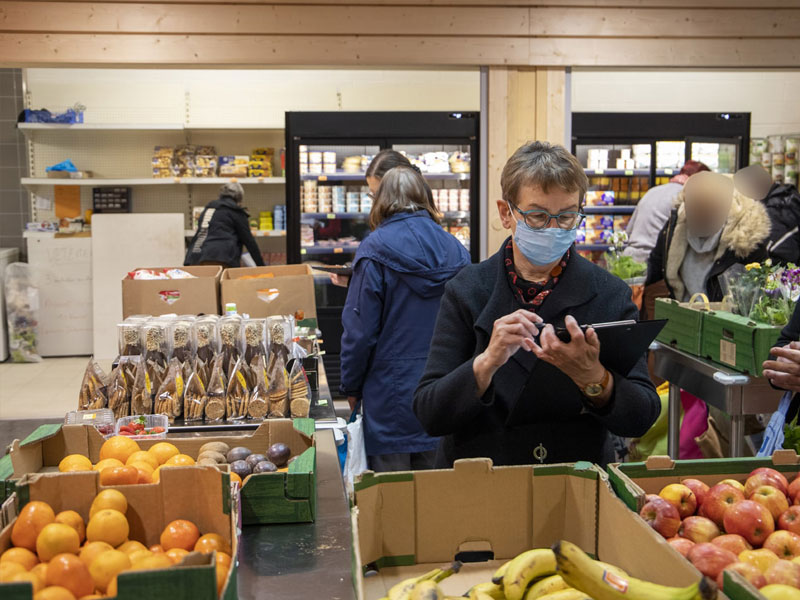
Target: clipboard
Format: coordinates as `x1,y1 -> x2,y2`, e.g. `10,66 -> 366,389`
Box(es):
313,265 -> 353,276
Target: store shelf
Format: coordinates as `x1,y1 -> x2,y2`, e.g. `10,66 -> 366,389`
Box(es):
300,244 -> 360,255
184,229 -> 285,238
21,177 -> 285,188
656,168 -> 680,176
301,172 -> 469,182
584,168 -> 650,177
300,212 -> 369,220
583,206 -> 636,215
18,122 -> 283,135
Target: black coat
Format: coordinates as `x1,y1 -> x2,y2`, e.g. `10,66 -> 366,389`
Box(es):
764,183 -> 800,265
185,195 -> 264,268
412,243 -> 660,468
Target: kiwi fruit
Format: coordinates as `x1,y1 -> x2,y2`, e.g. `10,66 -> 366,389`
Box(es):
198,450 -> 227,464
197,458 -> 219,467
199,441 -> 231,456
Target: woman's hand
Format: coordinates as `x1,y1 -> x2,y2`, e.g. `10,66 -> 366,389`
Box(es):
530,316 -> 612,405
763,342 -> 800,392
347,396 -> 359,412
330,273 -> 350,288
473,309 -> 543,396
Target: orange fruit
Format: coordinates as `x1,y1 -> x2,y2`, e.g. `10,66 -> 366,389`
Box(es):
89,489 -> 127,519
92,458 -> 124,473
216,561 -> 229,595
32,562 -> 49,581
88,549 -> 130,593
58,455 -> 92,473
164,453 -> 195,467
149,544 -> 164,554
45,553 -> 94,599
1,546 -> 39,571
130,554 -> 171,571
10,569 -> 45,593
147,442 -> 179,465
36,523 -> 81,562
1,560 -> 27,581
165,548 -> 188,564
129,461 -> 154,484
79,596 -> 104,600
106,575 -> 118,597
229,472 -> 242,485
128,550 -> 153,565
78,541 -> 112,568
216,552 -> 232,568
125,451 -> 158,470
194,533 -> 231,555
86,509 -> 129,548
54,511 -> 86,545
12,501 -> 56,551
99,436 -> 141,464
116,540 -> 147,555
99,465 -> 139,486
34,586 -> 77,600
159,519 -> 200,552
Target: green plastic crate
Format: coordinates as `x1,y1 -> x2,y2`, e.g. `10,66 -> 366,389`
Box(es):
701,309 -> 782,376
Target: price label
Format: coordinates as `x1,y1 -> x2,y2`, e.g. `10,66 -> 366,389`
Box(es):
327,213 -> 336,220
318,175 -> 328,182
300,249 -> 307,255
624,169 -> 634,176
720,339 -> 737,367
664,169 -> 674,175
333,247 -> 344,254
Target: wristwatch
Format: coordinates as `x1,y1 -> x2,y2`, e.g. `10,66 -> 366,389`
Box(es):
582,369 -> 611,398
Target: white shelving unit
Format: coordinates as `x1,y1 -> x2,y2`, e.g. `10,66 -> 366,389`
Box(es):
18,123 -> 284,136
22,177 -> 286,188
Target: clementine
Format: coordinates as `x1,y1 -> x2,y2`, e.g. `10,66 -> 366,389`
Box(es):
78,541 -> 112,568
215,552 -> 232,568
0,561 -> 27,581
116,540 -> 147,555
1,546 -> 39,571
149,544 -> 164,554
11,501 -> 56,551
229,472 -> 242,485
34,585 -> 77,600
58,455 -> 92,473
159,519 -> 200,551
164,454 -> 195,467
89,489 -> 127,518
216,561 -> 229,595
88,549 -> 130,593
45,553 -> 94,599
99,436 -> 141,464
92,458 -> 124,473
54,511 -> 86,544
165,548 -> 188,564
106,575 -> 118,597
86,509 -> 129,548
36,523 -> 81,562
31,561 -> 49,581
125,451 -> 158,470
10,569 -> 45,593
146,442 -> 180,465
194,533 -> 231,555
99,465 -> 139,486
130,554 -> 171,571
128,550 -> 153,565
129,461 -> 154,484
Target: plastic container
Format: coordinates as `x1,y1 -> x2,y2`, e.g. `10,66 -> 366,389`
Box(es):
65,408 -> 116,437
170,316 -> 196,363
115,414 -> 169,439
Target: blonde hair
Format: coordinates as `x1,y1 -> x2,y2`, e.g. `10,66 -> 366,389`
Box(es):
369,166 -> 442,230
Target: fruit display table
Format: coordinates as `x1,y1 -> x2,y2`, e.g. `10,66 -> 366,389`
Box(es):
651,342 -> 784,458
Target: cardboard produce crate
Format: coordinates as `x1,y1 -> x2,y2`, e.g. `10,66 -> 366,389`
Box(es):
0,466 -> 237,600
352,459 -> 704,600
122,265 -> 222,318
608,452 -> 800,600
2,419 -> 316,525
701,310 -> 783,377
220,265 -> 316,319
655,297 -> 725,356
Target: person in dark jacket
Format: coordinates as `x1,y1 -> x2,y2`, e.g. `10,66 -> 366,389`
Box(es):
413,141 -> 660,469
645,171 -> 770,303
340,166 -> 470,472
735,164 -> 800,264
184,181 -> 264,268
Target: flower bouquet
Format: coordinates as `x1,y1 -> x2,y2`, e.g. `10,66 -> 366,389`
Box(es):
721,259 -> 800,326
604,231 -> 647,308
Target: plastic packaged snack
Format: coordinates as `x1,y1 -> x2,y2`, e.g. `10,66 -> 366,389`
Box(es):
226,357 -> 249,421
247,355 -> 269,421
194,315 -> 219,365
170,317 -> 195,363
164,268 -> 196,279
183,369 -> 207,423
154,357 -> 184,423
107,364 -> 131,420
142,319 -> 170,367
5,262 -> 42,363
205,354 -> 226,422
266,350 -> 289,419
78,358 -> 108,411
131,358 -> 153,415
266,316 -> 292,368
288,360 -> 311,418
243,318 -> 267,366
219,315 -> 242,376
118,316 -> 148,356
129,269 -> 169,280
146,358 -> 166,411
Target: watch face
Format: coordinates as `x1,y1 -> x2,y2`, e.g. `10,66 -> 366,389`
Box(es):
585,383 -> 603,397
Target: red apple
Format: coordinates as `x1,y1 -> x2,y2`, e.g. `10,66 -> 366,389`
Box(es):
717,562 -> 767,590
702,483 -> 746,528
682,479 -> 711,509
660,483 -> 698,519
687,543 -> 738,579
765,560 -> 800,587
724,500 -> 776,547
746,470 -> 789,498
640,497 -> 681,539
752,486 -> 791,520
712,534 -> 753,556
739,549 -> 781,575
779,506 -> 800,535
722,479 -> 747,494
668,536 -> 695,558
679,516 -> 721,544
764,531 -> 800,560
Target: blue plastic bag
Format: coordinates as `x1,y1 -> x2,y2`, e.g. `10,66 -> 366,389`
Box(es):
758,391 -> 793,457
46,160 -> 78,173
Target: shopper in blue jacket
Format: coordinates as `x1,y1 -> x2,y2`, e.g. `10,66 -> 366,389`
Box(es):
340,166 -> 470,472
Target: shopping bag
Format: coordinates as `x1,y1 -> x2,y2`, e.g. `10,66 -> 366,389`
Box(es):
343,403 -> 368,492
758,391 -> 793,457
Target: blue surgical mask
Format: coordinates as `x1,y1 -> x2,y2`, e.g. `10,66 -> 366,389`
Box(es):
511,214 -> 577,266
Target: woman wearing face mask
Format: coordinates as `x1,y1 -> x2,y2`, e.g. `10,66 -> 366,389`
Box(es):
645,171 -> 770,305
413,141 -> 660,468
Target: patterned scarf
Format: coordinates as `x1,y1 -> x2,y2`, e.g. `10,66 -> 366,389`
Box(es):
503,238 -> 569,309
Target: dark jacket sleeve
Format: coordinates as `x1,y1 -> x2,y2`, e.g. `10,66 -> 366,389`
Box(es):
766,192 -> 800,264
777,301 -> 800,349
645,220 -> 669,287
233,212 -> 264,266
413,282 -> 495,437
339,258 -> 385,398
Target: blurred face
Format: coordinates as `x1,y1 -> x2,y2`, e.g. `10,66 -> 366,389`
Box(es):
497,184 -> 581,234
366,175 -> 381,195
683,173 -> 733,238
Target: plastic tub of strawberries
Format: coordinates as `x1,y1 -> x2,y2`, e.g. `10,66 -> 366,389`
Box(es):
115,414 -> 169,439
65,408 -> 116,438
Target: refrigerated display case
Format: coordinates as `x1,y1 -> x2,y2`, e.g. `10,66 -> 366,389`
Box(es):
285,112 -> 480,395
572,112 -> 750,258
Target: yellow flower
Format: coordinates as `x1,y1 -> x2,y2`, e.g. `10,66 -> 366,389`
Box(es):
745,263 -> 761,271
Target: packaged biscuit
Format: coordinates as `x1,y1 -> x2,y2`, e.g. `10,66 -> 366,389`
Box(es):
226,357 -> 249,421
205,355 -> 226,422
170,317 -> 195,363
219,315 -> 243,377
131,358 -> 153,415
288,360 -> 310,418
142,319 -> 170,368
107,363 -> 131,420
243,318 -> 267,367
183,367 -> 207,423
194,316 -> 219,366
78,358 -> 108,411
153,146 -> 174,158
154,357 -> 184,423
247,355 -> 269,421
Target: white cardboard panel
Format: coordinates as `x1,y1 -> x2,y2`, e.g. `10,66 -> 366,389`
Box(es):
91,213 -> 184,360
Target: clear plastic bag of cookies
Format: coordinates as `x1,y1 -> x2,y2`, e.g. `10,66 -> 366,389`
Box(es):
170,316 -> 196,363
107,363 -> 131,420
131,357 -> 153,415
226,357 -> 249,421
247,355 -> 269,421
183,367 -> 207,423
142,318 -> 171,368
205,354 -> 226,423
154,357 -> 184,423
78,357 -> 108,411
288,359 -> 311,418
193,315 -> 219,366
266,350 -> 289,419
219,315 -> 243,377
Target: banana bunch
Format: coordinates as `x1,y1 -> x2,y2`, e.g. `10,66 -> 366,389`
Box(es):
380,561 -> 463,600
552,540 -> 718,600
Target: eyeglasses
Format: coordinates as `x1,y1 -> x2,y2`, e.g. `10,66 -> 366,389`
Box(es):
507,202 -> 585,231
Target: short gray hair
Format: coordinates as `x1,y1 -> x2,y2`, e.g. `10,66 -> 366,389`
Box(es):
220,181 -> 244,203
501,141 -> 588,206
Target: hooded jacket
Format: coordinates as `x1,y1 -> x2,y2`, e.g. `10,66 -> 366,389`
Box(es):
763,183 -> 800,264
340,211 -> 470,456
184,195 -> 264,268
646,188 -> 771,302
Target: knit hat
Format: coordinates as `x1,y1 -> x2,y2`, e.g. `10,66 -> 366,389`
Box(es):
220,181 -> 244,203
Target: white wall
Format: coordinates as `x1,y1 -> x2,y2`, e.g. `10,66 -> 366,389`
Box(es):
571,69 -> 800,138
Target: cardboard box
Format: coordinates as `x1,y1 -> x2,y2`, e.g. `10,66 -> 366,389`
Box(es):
352,459 -> 704,600
122,266 -> 222,319
654,297 -> 725,356
701,310 -> 782,377
3,419 -> 316,525
220,265 -> 316,319
0,466 -> 237,600
608,453 -> 800,600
